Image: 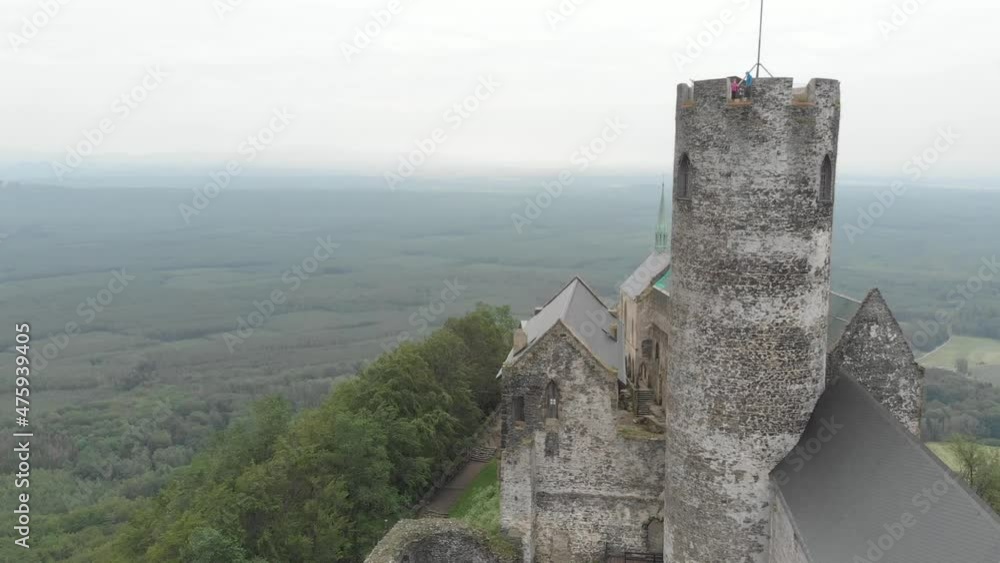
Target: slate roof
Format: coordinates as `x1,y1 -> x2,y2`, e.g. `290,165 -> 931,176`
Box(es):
621,252 -> 671,299
773,374 -> 1000,563
501,277 -> 622,378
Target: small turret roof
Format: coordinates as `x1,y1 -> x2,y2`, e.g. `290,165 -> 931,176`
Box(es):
655,180 -> 669,254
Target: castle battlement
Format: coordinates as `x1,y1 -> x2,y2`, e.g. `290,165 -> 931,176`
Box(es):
677,77 -> 840,110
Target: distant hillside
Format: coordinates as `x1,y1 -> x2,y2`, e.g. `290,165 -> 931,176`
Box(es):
924,367 -> 1000,444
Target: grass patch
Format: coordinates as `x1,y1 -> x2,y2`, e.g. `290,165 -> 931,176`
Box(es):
926,441 -> 1000,472
616,421 -> 665,441
920,336 -> 1000,371
451,459 -> 498,525
450,459 -> 518,559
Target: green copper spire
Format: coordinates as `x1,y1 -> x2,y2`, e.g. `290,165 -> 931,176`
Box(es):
654,179 -> 669,253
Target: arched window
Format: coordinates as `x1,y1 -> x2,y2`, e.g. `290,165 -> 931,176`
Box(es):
675,153 -> 691,200
513,396 -> 525,422
543,381 -> 559,419
819,155 -> 833,203
644,518 -> 664,554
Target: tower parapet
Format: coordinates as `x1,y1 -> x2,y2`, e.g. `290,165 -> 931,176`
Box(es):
663,77 -> 840,562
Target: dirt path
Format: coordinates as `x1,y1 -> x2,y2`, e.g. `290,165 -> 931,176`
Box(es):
417,415 -> 501,517
418,460 -> 490,516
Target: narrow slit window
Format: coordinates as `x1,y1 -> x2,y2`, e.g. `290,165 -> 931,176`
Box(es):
513,396 -> 525,422
676,154 -> 691,200
820,155 -> 833,202
544,381 -> 559,419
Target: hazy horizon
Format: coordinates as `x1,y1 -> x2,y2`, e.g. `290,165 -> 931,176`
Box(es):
3,0 -> 998,184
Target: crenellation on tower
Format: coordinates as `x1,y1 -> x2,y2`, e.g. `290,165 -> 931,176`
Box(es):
678,77 -> 840,108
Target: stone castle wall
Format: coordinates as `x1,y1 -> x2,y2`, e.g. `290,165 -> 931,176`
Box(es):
664,77 -> 841,562
365,519 -> 518,563
500,323 -> 664,562
621,294 -> 641,381
768,488 -> 810,563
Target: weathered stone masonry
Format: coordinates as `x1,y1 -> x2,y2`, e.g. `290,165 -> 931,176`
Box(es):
828,288 -> 924,435
500,322 -> 664,562
664,77 -> 840,562
365,518 -> 517,563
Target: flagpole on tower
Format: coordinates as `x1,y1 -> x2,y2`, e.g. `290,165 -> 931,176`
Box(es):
755,0 -> 764,79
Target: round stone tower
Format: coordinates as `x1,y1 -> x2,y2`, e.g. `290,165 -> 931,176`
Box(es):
663,77 -> 840,562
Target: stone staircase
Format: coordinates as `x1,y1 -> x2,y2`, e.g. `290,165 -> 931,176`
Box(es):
421,508 -> 449,519
635,389 -> 654,416
469,446 -> 497,463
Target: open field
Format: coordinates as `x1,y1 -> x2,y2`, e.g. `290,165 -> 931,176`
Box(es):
1,182 -> 997,453
927,441 -> 1000,472
920,336 -> 1000,385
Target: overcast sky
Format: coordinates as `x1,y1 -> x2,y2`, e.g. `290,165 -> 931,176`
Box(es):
2,0 -> 998,180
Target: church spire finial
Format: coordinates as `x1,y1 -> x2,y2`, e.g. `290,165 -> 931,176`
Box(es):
655,177 -> 669,253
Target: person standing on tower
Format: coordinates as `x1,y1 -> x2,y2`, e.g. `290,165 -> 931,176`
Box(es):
731,77 -> 741,101
744,70 -> 754,98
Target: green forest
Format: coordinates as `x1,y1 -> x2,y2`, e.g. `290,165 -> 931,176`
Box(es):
1,305 -> 514,562
924,367 -> 1000,444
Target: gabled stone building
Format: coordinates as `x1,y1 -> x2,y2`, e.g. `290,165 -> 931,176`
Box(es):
496,77 -> 1000,562
499,277 -> 664,562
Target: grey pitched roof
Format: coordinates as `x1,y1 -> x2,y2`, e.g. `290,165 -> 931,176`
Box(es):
503,277 -> 622,375
621,252 -> 671,299
773,374 -> 1000,563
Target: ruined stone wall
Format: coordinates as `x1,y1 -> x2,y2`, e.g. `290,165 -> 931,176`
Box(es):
768,488 -> 810,563
365,518 -> 518,563
828,289 -> 924,435
642,288 -> 670,334
645,323 -> 668,405
665,77 -> 840,562
621,295 -> 640,381
631,289 -> 669,400
500,323 -> 664,562
499,439 -> 534,562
